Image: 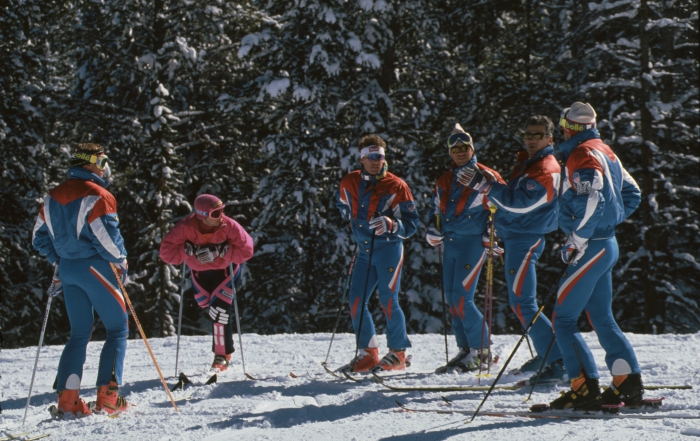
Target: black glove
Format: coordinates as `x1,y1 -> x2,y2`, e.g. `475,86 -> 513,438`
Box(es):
215,242 -> 229,258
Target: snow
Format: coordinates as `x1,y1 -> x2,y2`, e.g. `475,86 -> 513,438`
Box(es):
1,332 -> 699,440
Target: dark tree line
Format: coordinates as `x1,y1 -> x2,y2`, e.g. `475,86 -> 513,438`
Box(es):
1,0 -> 697,349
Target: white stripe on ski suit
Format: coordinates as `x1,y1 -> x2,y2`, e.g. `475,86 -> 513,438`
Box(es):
90,217 -> 125,260
76,195 -> 100,239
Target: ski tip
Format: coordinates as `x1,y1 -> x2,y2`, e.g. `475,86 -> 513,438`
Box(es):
245,373 -> 258,380
204,374 -> 218,385
529,403 -> 550,413
289,372 -> 298,378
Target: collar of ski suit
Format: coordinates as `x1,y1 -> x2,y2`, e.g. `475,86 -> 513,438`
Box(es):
67,166 -> 110,188
451,154 -> 478,174
361,162 -> 388,183
557,128 -> 600,161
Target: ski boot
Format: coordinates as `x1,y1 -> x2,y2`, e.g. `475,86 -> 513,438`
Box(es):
549,372 -> 602,410
211,354 -> 232,372
372,349 -> 408,372
529,358 -> 567,385
518,355 -> 543,373
96,381 -> 130,415
601,373 -> 644,406
337,347 -> 380,373
55,389 -> 93,417
435,348 -> 490,374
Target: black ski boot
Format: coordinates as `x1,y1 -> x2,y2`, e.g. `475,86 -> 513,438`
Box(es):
601,373 -> 644,406
549,373 -> 601,410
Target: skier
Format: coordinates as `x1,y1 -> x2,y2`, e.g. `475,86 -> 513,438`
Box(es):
548,102 -> 643,410
476,115 -> 566,384
335,134 -> 419,373
159,194 -> 254,372
32,143 -> 130,415
426,124 -> 505,373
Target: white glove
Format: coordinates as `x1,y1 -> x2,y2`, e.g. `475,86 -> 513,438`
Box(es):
561,232 -> 588,265
116,260 -> 128,285
196,245 -> 217,263
425,227 -> 444,247
48,276 -> 63,298
456,166 -> 491,192
482,235 -> 504,256
208,305 -> 230,324
369,216 -> 398,236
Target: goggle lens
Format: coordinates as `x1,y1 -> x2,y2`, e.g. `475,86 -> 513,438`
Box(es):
209,208 -> 224,219
94,154 -> 109,170
365,153 -> 385,161
447,133 -> 472,149
450,144 -> 470,154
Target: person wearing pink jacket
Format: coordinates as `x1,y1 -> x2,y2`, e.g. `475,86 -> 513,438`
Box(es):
160,194 -> 254,371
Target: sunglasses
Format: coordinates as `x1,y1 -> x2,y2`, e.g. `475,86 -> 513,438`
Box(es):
523,132 -> 549,141
450,144 -> 471,154
447,132 -> 472,149
364,153 -> 385,162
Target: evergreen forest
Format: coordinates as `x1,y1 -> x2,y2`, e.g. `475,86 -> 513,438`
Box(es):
1,0 -> 698,349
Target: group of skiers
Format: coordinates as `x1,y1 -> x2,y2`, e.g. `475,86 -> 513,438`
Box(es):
32,101 -> 644,417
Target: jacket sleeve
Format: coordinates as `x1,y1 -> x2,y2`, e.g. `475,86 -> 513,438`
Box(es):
564,158 -> 606,239
390,183 -> 419,240
86,196 -> 127,263
159,221 -> 189,265
222,219 -> 255,264
32,205 -> 59,265
488,169 -> 557,216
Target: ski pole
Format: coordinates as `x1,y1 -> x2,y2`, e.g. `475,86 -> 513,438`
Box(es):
478,205 -> 497,380
353,229 -> 376,362
323,244 -> 359,366
467,251 -> 577,423
109,263 -> 178,412
174,262 -> 186,377
229,263 -> 255,380
436,214 -> 449,364
22,266 -> 57,426
525,334 -> 558,401
525,335 -> 535,359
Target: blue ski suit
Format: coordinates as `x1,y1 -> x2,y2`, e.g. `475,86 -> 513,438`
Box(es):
554,129 -> 642,380
430,157 -> 504,350
33,167 -> 128,390
336,169 -> 419,350
487,146 -> 563,364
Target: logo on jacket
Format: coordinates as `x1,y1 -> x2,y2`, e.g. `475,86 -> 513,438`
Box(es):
388,267 -> 394,273
572,172 -> 591,195
464,264 -> 471,270
526,180 -> 537,191
407,202 -> 415,212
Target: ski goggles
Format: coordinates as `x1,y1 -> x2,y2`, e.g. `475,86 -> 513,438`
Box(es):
447,132 -> 472,150
364,153 -> 385,162
195,205 -> 225,219
450,144 -> 471,154
74,152 -> 109,170
523,132 -> 549,141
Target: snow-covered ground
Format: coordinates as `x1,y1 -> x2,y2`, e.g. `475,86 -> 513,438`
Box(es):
1,332 -> 699,440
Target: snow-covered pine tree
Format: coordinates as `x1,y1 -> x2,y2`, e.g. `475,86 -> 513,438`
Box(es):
554,0 -> 700,332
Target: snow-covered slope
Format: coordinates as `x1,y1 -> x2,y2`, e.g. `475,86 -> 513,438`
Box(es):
2,332 -> 699,440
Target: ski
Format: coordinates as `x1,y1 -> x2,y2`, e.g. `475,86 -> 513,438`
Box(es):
322,363 -> 348,380
24,435 -> 50,441
0,432 -> 28,441
372,373 -> 521,391
374,374 -> 691,393
0,432 -> 50,441
394,400 -> 700,420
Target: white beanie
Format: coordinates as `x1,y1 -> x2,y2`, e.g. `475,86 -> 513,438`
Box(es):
562,102 -> 597,133
447,123 -> 473,151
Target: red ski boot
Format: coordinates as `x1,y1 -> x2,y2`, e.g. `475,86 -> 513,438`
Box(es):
57,389 -> 92,416
96,381 -> 130,415
211,354 -> 232,372
373,349 -> 408,372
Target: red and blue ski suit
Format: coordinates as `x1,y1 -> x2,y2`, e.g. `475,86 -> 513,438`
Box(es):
32,167 -> 128,390
486,146 -> 563,364
553,129 -> 642,380
336,170 -> 419,350
159,214 -> 254,356
430,157 -> 504,351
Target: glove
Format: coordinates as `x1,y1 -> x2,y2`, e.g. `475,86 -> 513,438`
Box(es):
339,207 -> 352,221
561,232 -> 588,265
116,260 -> 128,285
456,166 -> 490,192
425,227 -> 444,247
184,240 -> 196,256
215,242 -> 229,258
369,216 -> 398,236
208,305 -> 230,325
48,275 -> 63,298
482,235 -> 504,256
195,244 -> 217,263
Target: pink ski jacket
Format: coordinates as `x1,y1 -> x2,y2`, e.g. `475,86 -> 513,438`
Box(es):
159,214 -> 254,271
